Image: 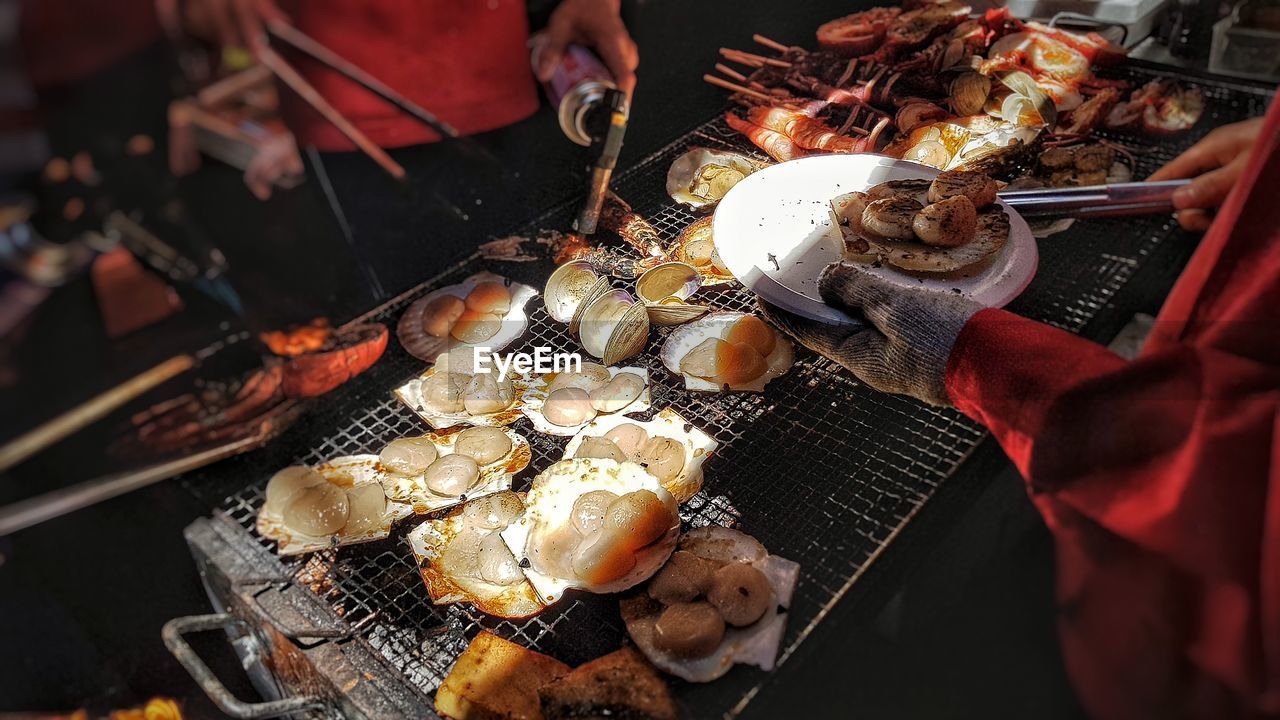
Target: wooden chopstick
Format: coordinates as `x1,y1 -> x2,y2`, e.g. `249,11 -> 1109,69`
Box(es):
752,34 -> 793,54
257,47 -> 405,179
266,21 -> 460,140
0,355 -> 196,472
720,48 -> 791,68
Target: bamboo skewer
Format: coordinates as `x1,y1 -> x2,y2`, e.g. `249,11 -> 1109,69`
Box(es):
0,355 -> 196,472
714,63 -> 748,83
752,34 -> 794,54
703,74 -> 784,104
258,47 -> 405,179
719,48 -> 791,68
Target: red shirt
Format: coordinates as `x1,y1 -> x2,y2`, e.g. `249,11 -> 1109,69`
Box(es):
946,97 -> 1280,718
277,0 -> 539,150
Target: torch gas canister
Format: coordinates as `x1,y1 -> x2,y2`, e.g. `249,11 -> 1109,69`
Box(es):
531,38 -> 627,146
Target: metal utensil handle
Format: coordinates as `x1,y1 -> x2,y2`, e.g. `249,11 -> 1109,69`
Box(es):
163,613 -> 327,719
999,180 -> 1190,215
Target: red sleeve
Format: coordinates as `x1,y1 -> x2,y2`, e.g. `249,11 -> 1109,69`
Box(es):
945,307 -> 1278,583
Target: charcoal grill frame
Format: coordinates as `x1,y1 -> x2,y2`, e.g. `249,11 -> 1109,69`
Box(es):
176,59 -> 1274,719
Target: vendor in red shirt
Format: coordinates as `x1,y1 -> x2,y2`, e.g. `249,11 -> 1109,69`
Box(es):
192,0 -> 637,197
764,102 -> 1280,719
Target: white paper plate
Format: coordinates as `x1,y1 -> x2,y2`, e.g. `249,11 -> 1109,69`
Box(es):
713,154 -> 1038,325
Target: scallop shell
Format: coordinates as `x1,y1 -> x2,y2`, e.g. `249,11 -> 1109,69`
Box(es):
396,272 -> 538,362
522,366 -> 651,437
393,363 -> 534,430
499,458 -> 680,605
666,147 -> 769,211
860,206 -> 1010,273
406,491 -> 547,619
561,408 -> 717,503
659,312 -> 794,392
256,455 -> 413,556
621,526 -> 801,682
379,428 -> 530,514
544,261 -> 602,324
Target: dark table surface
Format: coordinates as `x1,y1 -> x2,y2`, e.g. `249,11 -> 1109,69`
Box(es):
0,0 -> 1214,716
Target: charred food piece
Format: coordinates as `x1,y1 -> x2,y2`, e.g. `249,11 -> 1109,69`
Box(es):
927,169 -> 998,208
912,195 -> 977,247
706,562 -> 773,627
539,647 -> 677,720
652,601 -> 726,659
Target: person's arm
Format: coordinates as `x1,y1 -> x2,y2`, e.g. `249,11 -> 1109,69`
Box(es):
534,0 -> 639,97
762,264 -> 1278,580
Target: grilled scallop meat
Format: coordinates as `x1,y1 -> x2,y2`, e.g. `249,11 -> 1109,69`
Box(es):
927,169 -> 998,208
912,196 -> 978,247
865,178 -> 931,202
861,196 -> 923,239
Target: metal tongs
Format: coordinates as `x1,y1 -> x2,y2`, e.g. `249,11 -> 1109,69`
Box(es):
998,179 -> 1191,220
255,20 -> 463,179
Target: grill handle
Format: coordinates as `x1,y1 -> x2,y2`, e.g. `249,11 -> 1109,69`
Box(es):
163,613 -> 328,719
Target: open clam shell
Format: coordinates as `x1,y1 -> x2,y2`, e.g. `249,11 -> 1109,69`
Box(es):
674,217 -> 735,286
667,147 -> 770,211
393,361 -> 534,430
499,458 -> 680,605
647,299 -> 710,327
603,301 -> 650,366
577,289 -> 650,366
380,428 -> 531,514
561,408 -> 717,503
659,311 -> 795,393
636,262 -> 701,305
256,455 -> 413,557
567,276 -> 612,337
396,272 -> 538,363
522,366 -> 651,437
544,260 -> 602,324
406,491 -> 546,619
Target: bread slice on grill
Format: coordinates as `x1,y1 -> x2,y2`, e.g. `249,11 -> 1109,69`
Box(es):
435,631 -> 571,720
538,647 -> 677,720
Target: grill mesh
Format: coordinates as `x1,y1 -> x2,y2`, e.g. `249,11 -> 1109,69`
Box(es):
187,62 -> 1272,716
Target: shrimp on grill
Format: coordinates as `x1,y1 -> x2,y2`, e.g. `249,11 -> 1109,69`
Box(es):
723,111 -> 809,162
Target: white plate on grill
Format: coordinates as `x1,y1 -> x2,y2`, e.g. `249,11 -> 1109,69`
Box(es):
712,154 -> 1038,325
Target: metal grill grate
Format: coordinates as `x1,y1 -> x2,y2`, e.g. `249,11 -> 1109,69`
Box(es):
185,61 -> 1273,717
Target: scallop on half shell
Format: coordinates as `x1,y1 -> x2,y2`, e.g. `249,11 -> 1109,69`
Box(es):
660,312 -> 794,392
407,491 -> 547,618
521,366 -> 651,437
499,458 -> 680,605
379,429 -> 531,515
256,455 -> 413,556
562,408 -> 717,503
620,526 -> 801,682
666,147 -> 770,211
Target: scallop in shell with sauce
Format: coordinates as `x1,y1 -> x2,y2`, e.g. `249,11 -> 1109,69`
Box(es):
396,272 -> 538,362
674,217 -> 735,286
562,408 -> 718,503
499,458 -> 680,605
521,366 -> 651,437
394,357 -> 535,430
620,526 -> 801,682
379,429 -> 531,515
407,491 -> 546,618
660,312 -> 794,392
666,147 -> 769,211
256,455 -> 413,556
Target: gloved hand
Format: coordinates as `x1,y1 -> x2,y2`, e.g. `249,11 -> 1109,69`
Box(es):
759,262 -> 983,406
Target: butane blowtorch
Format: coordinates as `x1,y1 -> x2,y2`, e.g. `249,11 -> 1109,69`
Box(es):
574,87 -> 629,235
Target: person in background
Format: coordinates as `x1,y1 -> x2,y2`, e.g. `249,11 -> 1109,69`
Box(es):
763,104 -> 1279,719
188,0 -> 637,186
